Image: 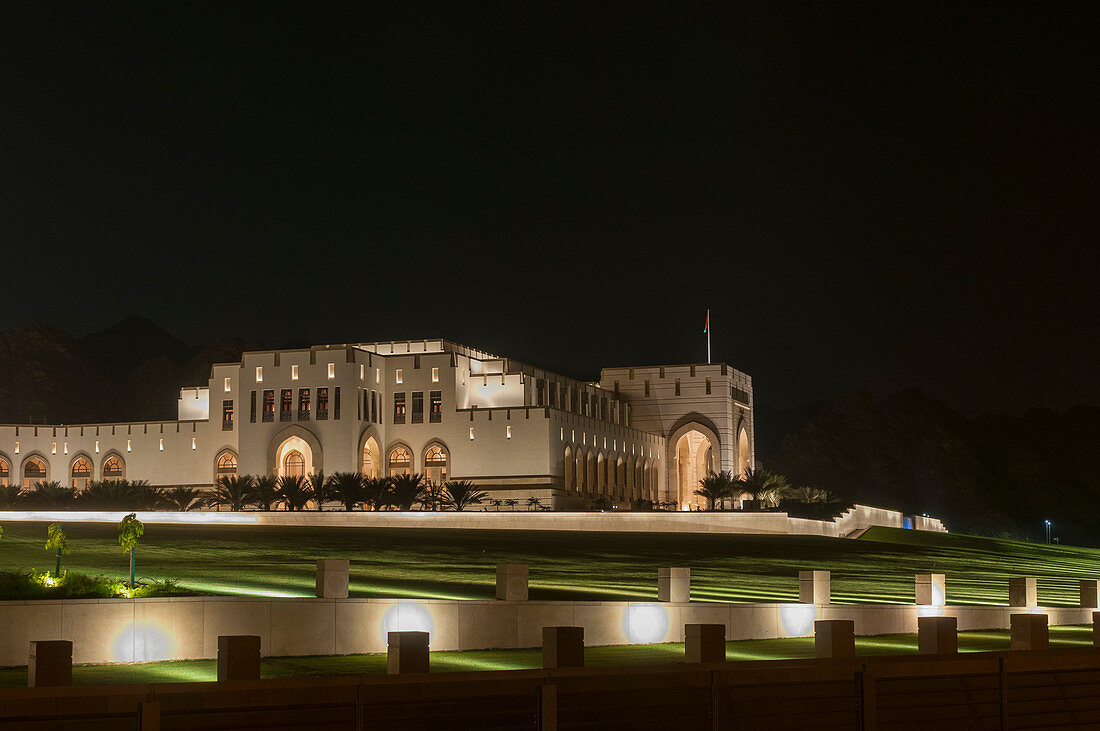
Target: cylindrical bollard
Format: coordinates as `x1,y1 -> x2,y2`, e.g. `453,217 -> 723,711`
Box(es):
542,626 -> 584,668
917,616 -> 958,654
217,635 -> 261,681
685,624 -> 726,663
315,559 -> 350,598
28,640 -> 73,688
1009,578 -> 1038,608
658,567 -> 690,603
915,574 -> 946,606
1010,613 -> 1048,650
814,619 -> 855,659
496,564 -> 530,601
387,631 -> 430,674
799,570 -> 831,604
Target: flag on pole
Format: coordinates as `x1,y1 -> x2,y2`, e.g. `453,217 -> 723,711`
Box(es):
703,310 -> 709,334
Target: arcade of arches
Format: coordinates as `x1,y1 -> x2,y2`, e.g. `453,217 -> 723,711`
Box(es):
562,444 -> 658,502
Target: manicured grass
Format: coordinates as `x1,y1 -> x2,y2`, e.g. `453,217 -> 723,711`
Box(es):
1,521 -> 1097,605
0,626 -> 1091,689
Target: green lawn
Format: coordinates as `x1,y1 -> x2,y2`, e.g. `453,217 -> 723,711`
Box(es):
1,521 -> 1098,605
0,626 -> 1091,689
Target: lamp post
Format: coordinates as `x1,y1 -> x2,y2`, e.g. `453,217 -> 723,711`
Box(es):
1045,519 -> 1051,544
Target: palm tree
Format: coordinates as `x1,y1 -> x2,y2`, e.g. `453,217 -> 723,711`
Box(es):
127,480 -> 159,510
276,475 -> 311,511
386,473 -> 426,511
307,471 -> 330,511
158,486 -> 202,511
204,475 -> 255,512
694,470 -> 735,511
735,466 -> 791,509
30,481 -> 77,508
330,472 -> 364,511
422,482 -> 446,511
787,486 -> 836,505
360,477 -> 391,511
443,480 -> 488,511
489,498 -> 503,512
0,484 -> 23,509
526,496 -> 542,511
504,498 -> 519,511
251,475 -> 278,511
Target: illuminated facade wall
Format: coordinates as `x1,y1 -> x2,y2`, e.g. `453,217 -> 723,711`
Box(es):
0,339 -> 753,508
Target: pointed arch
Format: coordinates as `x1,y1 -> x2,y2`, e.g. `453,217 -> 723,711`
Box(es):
387,442 -> 413,477
563,444 -> 574,490
69,452 -> 94,489
20,453 -> 50,488
361,435 -> 381,479
0,451 -> 10,486
596,452 -> 606,494
423,441 -> 450,485
266,424 -> 323,476
214,448 -> 238,483
101,452 -> 126,481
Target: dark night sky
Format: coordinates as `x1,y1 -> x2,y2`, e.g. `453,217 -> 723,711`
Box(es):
2,3 -> 1097,414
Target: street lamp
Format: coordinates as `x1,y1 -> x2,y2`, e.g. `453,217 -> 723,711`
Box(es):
1045,519 -> 1051,544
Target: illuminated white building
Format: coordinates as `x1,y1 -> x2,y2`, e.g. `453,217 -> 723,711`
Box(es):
0,340 -> 754,509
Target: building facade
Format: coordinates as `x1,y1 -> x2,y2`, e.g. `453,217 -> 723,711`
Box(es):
0,339 -> 754,509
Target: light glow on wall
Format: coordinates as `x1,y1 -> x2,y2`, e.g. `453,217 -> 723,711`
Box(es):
779,603 -> 816,637
622,604 -> 671,644
381,603 -> 435,643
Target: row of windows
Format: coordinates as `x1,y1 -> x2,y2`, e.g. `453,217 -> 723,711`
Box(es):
393,391 -> 442,424
248,388 -> 341,424
362,442 -> 449,483
0,455 -> 124,488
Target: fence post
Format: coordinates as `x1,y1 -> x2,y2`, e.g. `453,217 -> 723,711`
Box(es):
138,700 -> 160,731
539,682 -> 558,731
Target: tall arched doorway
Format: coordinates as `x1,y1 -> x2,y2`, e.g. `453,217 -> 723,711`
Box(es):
738,427 -> 751,476
423,443 -> 449,485
274,436 -> 313,477
674,429 -> 715,510
362,436 -> 380,478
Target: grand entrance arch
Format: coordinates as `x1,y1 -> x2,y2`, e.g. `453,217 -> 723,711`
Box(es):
361,435 -> 381,478
267,425 -> 323,477
665,414 -> 722,511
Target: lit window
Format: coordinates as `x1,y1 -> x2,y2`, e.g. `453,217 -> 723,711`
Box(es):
424,445 -> 448,484
126,440 -> 132,452
395,369 -> 403,384
51,442 -> 56,454
560,427 -> 564,441
63,442 -> 68,454
224,377 -> 232,392
217,452 -> 238,474
431,367 -> 439,383
292,365 -> 299,380
328,362 -> 335,379
159,438 -> 165,451
256,366 -> 263,382
95,440 -> 100,453
192,437 -> 197,450
429,391 -> 442,422
375,368 -> 380,384
469,427 -> 475,440
104,456 -> 124,478
393,393 -> 406,423
388,446 -> 412,477
506,425 -> 512,439
14,441 -> 19,454
360,364 -> 364,380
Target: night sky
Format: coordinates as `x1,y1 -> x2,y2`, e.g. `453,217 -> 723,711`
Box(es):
2,3 -> 1096,415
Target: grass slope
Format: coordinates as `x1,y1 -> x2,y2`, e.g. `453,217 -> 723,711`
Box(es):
0,626 -> 1091,688
1,522 -> 1097,604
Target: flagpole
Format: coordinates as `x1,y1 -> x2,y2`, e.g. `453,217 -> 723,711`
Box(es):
706,309 -> 711,364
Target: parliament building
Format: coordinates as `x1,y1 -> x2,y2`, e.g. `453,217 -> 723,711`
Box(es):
0,340 -> 754,510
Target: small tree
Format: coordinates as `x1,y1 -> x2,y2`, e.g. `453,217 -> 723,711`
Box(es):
276,475 -> 311,511
158,486 -> 202,512
330,472 -> 364,511
387,473 -> 427,511
694,470 -> 735,511
503,498 -> 519,511
361,477 -> 391,511
442,480 -> 488,511
526,497 -> 542,511
118,513 -> 144,588
45,522 -> 70,578
251,475 -> 278,511
307,471 -> 330,511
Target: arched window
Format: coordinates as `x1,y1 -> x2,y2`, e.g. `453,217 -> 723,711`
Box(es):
563,446 -> 573,490
103,456 -> 124,479
217,452 -> 238,475
71,457 -> 92,489
284,450 -> 305,477
388,446 -> 412,477
423,444 -> 448,485
0,457 -> 9,486
362,437 -> 380,479
23,457 -> 47,487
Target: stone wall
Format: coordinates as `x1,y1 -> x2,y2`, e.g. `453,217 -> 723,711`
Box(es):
0,503 -> 947,537
0,595 -> 1081,668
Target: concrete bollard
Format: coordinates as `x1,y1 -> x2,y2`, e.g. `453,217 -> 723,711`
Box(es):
917,616 -> 958,654
915,574 -> 946,606
814,619 -> 855,659
217,635 -> 261,682
28,640 -> 72,687
387,631 -> 430,674
799,570 -> 831,604
1009,577 -> 1038,607
1010,613 -> 1048,650
315,559 -> 350,599
658,567 -> 690,603
1081,580 -> 1100,609
542,626 -> 584,669
496,564 -> 529,601
1093,612 -> 1100,647
685,624 -> 726,663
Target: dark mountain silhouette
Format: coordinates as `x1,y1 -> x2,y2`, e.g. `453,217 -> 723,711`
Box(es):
0,319 -> 264,424
757,389 -> 1100,546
